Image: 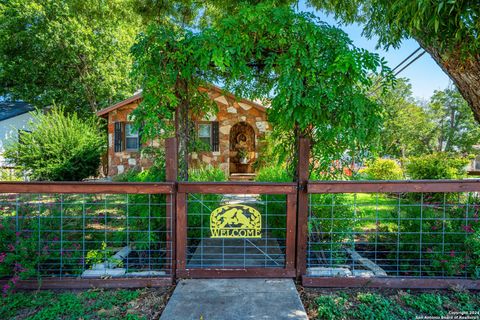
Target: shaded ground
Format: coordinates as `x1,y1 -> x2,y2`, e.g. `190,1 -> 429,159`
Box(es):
0,287 -> 173,320
299,286 -> 480,320
2,285 -> 479,319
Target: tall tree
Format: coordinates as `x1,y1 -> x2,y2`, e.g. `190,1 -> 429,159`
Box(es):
429,87 -> 480,153
0,0 -> 141,116
308,0 -> 480,122
376,80 -> 480,158
374,78 -> 436,158
132,3 -> 391,179
131,23 -> 217,180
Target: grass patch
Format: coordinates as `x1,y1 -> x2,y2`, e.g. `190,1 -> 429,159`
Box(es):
0,288 -> 172,320
302,288 -> 480,320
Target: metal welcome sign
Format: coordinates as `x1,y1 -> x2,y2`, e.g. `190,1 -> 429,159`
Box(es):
210,204 -> 262,238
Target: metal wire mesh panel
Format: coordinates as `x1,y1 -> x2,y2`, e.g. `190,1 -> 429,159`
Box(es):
0,192 -> 173,279
307,192 -> 479,278
186,193 -> 287,268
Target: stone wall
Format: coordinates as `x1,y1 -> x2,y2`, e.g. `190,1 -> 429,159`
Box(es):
190,89 -> 271,176
107,102 -> 154,176
104,88 -> 270,177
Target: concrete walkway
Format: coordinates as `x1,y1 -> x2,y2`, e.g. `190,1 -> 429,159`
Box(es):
160,279 -> 308,320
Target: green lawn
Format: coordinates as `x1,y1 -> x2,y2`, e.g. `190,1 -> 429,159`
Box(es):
0,288 -> 171,320
302,288 -> 480,320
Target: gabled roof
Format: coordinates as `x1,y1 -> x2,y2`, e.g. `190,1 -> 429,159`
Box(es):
96,92 -> 142,117
96,85 -> 267,118
0,101 -> 34,121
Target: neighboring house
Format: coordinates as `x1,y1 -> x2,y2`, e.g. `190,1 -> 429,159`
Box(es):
96,86 -> 271,179
0,101 -> 35,167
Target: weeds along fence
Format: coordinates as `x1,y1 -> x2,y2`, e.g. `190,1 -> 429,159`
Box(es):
0,182 -> 175,289
302,180 -> 480,288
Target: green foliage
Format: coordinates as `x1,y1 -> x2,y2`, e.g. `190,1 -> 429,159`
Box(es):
309,290 -> 480,319
309,193 -> 355,265
314,291 -> 413,319
114,168 -> 166,182
375,80 -> 480,158
132,3 -> 391,179
131,20 -> 218,180
0,0 -> 141,117
465,228 -> 480,278
0,217 -> 42,295
0,289 -> 149,319
252,134 -> 284,170
374,78 -> 436,158
255,165 -> 292,182
405,153 -> 469,180
428,87 -> 480,153
186,165 -> 226,239
310,0 -> 480,57
0,167 -> 22,181
4,108 -> 106,181
189,165 -> 227,182
309,0 -> 480,123
361,158 -> 403,180
401,293 -> 446,316
206,4 -> 391,176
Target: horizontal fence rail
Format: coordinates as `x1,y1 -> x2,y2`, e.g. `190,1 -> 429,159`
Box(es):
1,178 -> 480,290
178,182 -> 297,194
303,180 -> 480,289
0,182 -> 175,289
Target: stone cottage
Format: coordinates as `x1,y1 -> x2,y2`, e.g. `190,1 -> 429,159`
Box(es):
96,85 -> 271,179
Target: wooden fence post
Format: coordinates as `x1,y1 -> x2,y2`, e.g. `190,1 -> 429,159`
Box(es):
165,137 -> 178,280
296,137 -> 310,278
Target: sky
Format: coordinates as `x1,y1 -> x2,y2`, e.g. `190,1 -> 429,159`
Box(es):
297,3 -> 452,102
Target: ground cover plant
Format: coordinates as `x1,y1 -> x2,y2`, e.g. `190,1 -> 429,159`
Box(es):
0,288 -> 172,320
301,288 -> 480,320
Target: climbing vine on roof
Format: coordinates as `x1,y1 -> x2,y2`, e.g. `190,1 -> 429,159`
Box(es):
132,3 -> 392,180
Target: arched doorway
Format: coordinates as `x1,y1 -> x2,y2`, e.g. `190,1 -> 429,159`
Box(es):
229,122 -> 255,175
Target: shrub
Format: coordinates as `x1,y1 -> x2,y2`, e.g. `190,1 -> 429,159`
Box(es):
405,153 -> 469,180
189,165 -> 227,182
4,108 -> 105,181
466,228 -> 480,278
113,168 -> 165,182
361,158 -> 404,180
187,165 -> 227,240
255,165 -> 292,182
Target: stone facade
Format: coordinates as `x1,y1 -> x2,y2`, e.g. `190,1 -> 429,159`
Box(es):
105,101 -> 154,176
98,87 -> 270,177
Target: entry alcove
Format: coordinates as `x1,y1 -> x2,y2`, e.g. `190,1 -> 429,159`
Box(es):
229,122 -> 256,174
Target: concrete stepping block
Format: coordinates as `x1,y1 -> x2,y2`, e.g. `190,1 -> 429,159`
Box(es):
160,279 -> 308,320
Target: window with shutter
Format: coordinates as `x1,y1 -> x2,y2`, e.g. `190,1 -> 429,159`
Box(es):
198,123 -> 212,149
114,122 -> 124,152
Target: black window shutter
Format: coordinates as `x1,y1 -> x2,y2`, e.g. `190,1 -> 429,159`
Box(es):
211,121 -> 219,152
139,123 -> 144,149
114,122 -> 124,152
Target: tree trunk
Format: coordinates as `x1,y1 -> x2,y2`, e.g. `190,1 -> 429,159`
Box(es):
419,42 -> 480,123
175,79 -> 189,181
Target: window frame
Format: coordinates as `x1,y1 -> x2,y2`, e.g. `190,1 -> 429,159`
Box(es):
198,122 -> 213,149
125,122 -> 140,151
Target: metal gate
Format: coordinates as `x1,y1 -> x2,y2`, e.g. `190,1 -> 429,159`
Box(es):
175,182 -> 297,278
